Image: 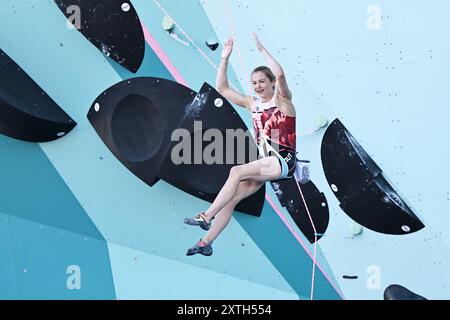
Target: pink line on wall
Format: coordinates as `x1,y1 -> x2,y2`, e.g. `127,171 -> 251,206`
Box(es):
265,195 -> 345,300
141,22 -> 188,87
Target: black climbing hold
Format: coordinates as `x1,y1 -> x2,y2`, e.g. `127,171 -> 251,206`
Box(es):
384,284 -> 427,300
206,41 -> 219,51
321,119 -> 424,235
87,79 -> 264,216
0,49 -> 76,142
321,118 -> 381,202
271,177 -> 329,243
343,275 -> 358,280
53,0 -> 145,73
87,77 -> 196,186
340,175 -> 424,235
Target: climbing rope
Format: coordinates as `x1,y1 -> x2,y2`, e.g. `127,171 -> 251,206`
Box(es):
152,0 -> 219,72
222,0 -> 319,300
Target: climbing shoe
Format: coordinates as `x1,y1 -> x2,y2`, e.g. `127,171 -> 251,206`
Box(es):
183,213 -> 212,231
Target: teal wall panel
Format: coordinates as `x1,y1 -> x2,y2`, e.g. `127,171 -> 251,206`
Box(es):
2,0 -> 448,300
0,136 -> 103,240
0,213 -> 19,299
9,215 -> 115,299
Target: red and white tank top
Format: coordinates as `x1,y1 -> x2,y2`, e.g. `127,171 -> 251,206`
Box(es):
252,96 -> 296,152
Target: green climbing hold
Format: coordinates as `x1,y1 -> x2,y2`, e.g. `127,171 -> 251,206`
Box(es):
315,115 -> 329,128
350,221 -> 364,236
162,16 -> 175,32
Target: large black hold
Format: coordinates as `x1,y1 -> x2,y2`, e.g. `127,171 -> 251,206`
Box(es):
88,79 -> 265,216
321,118 -> 424,235
384,284 -> 427,300
87,77 -> 196,186
157,83 -> 266,217
54,0 -> 145,73
0,49 -> 76,142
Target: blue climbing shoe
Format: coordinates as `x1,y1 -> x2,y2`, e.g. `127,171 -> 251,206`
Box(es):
183,213 -> 211,231
186,240 -> 213,256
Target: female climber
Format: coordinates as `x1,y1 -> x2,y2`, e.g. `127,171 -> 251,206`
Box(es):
184,33 -> 297,256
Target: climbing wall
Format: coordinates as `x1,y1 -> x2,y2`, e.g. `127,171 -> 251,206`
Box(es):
201,0 -> 450,299
0,0 -> 449,300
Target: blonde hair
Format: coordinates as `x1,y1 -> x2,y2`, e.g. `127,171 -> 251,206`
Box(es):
252,66 -> 276,82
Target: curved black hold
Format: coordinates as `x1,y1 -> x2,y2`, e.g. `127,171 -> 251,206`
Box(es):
54,0 -> 145,73
384,285 -> 427,300
271,178 -> 329,243
321,118 -> 424,235
206,41 -> 219,51
157,83 -> 265,217
0,50 -> 76,142
87,77 -> 197,186
321,119 -> 381,202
